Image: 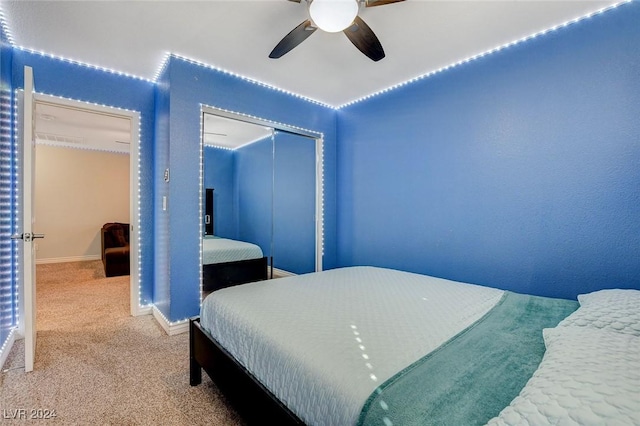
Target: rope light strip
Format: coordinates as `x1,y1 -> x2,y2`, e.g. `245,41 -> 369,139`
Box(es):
337,0 -> 632,109
0,1 -> 630,108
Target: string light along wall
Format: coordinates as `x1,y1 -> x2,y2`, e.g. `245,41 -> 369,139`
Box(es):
13,46 -> 152,83
168,54 -> 334,109
1,1 -> 630,110
199,108 -> 204,307
337,0 -> 633,109
0,77 -> 16,347
0,9 -> 15,46
11,93 -> 21,334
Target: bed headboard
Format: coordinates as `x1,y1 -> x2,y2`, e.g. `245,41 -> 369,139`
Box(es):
205,188 -> 214,235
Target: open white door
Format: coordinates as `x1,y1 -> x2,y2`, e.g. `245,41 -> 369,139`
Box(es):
13,66 -> 42,372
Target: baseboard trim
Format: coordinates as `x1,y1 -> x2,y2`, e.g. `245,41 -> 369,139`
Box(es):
0,328 -> 17,371
152,306 -> 189,336
36,255 -> 101,265
272,267 -> 296,278
135,305 -> 153,316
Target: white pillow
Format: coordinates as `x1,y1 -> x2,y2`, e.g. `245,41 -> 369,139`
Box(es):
578,288 -> 640,307
557,289 -> 640,337
486,327 -> 640,426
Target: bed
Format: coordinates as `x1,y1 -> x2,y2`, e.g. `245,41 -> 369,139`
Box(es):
202,188 -> 268,292
190,266 -> 640,425
202,235 -> 268,292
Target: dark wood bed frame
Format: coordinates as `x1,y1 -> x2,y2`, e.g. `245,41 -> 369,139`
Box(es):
190,317 -> 304,425
196,190 -> 293,422
202,256 -> 269,292
202,187 -> 271,292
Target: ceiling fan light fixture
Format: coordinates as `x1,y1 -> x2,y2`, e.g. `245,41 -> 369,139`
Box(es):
309,0 -> 359,33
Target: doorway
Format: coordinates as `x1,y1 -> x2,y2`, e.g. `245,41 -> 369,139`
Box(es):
33,94 -> 142,315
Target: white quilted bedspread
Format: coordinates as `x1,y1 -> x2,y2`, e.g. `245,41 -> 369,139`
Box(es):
202,236 -> 263,265
487,326 -> 640,426
200,266 -> 503,426
558,289 -> 640,336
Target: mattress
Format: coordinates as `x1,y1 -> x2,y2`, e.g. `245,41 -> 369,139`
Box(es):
200,266 -> 504,426
202,235 -> 263,265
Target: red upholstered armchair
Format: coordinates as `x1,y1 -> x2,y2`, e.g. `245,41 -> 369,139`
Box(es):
101,222 -> 130,277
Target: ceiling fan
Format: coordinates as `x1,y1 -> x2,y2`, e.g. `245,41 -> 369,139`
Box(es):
269,0 -> 405,62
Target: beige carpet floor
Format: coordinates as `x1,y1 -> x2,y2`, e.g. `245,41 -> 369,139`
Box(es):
0,261 -> 245,425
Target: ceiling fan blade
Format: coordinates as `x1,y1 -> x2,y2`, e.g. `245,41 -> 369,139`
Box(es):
269,20 -> 317,59
287,0 -> 302,2
343,16 -> 385,62
365,0 -> 405,6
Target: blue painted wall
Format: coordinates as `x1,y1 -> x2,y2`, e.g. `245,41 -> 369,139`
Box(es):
336,2 -> 640,300
153,64 -> 170,315
274,131 -> 316,274
0,22 -> 14,349
203,146 -> 235,238
11,51 -> 156,305
164,57 -> 336,321
236,137 -> 273,257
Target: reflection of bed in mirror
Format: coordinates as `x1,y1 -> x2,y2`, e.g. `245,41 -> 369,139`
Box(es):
203,188 -> 268,293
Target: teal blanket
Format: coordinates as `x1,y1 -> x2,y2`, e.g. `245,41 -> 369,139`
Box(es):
357,292 -> 578,426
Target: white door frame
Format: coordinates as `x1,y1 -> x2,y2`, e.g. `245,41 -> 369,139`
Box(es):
32,93 -> 143,316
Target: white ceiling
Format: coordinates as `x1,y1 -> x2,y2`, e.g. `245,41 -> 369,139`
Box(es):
1,0 -> 621,108
35,102 -> 131,153
204,112 -> 273,149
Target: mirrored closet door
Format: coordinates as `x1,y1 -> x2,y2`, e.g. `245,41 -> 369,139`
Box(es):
201,107 -> 323,296
273,130 -> 317,275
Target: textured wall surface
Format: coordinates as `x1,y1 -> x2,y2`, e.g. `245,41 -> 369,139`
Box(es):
235,137 -> 273,257
274,131 -> 316,274
203,146 -> 235,239
34,146 -> 129,261
336,2 -> 640,299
